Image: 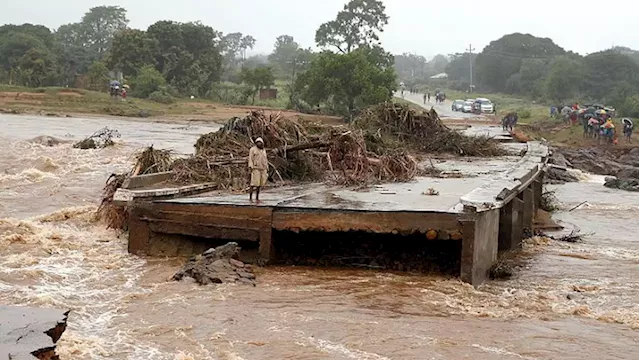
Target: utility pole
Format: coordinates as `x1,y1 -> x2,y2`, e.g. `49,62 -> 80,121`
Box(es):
468,44 -> 475,94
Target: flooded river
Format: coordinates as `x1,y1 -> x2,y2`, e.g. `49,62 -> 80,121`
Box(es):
0,114 -> 637,359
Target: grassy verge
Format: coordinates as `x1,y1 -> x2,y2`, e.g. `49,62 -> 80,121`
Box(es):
0,84 -> 296,119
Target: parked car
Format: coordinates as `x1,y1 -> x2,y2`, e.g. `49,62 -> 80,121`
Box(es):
451,100 -> 465,112
475,98 -> 494,113
462,101 -> 473,113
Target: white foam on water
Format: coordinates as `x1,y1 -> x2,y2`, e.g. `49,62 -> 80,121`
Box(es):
307,337 -> 391,360
472,344 -> 538,359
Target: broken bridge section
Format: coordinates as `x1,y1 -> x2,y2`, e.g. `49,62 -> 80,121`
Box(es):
122,141 -> 548,286
0,306 -> 69,360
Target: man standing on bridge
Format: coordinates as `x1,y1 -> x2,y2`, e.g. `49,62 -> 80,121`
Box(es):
248,137 -> 268,202
423,93 -> 427,104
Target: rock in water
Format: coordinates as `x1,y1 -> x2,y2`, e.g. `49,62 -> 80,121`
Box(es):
604,176 -> 639,192
29,135 -> 69,147
172,242 -> 256,286
73,138 -> 97,149
545,166 -> 580,184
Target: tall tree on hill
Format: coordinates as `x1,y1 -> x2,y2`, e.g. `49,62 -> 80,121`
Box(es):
581,50 -> 639,102
475,33 -> 565,92
315,0 -> 389,54
80,6 -> 129,56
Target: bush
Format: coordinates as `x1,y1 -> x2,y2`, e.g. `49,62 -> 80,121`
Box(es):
130,65 -> 166,98
148,90 -> 174,104
517,107 -> 532,119
619,95 -> 639,118
210,82 -> 252,105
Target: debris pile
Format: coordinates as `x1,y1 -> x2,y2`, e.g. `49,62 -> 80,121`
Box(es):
131,145 -> 173,175
171,109 -> 421,187
73,127 -> 120,149
353,102 -> 506,156
172,242 -> 256,285
96,173 -> 128,230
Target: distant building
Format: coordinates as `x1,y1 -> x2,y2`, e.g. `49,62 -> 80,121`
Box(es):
429,73 -> 448,79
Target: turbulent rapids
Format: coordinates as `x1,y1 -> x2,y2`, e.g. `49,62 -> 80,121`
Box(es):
0,114 -> 638,359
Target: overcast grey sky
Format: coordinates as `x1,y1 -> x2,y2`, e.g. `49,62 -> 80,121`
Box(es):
3,0 -> 638,57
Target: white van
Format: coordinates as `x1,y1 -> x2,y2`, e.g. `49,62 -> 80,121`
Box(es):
475,98 -> 494,113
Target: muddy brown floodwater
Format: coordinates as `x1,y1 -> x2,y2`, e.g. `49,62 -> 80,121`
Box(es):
0,114 -> 638,360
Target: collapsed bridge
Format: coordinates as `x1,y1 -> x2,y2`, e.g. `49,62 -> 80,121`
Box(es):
114,140 -> 547,286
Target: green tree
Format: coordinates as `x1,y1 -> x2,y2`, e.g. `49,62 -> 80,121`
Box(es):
130,65 -> 166,98
545,55 -> 584,103
475,33 -> 566,92
315,0 -> 389,53
16,47 -> 57,87
240,66 -> 275,104
268,35 -> 300,77
581,50 -> 639,102
54,23 -> 96,85
107,29 -> 156,76
146,21 -> 222,96
220,32 -> 256,72
80,6 -> 129,56
426,54 -> 449,75
393,53 -> 426,79
296,49 -> 395,118
85,61 -> 109,91
0,31 -> 47,74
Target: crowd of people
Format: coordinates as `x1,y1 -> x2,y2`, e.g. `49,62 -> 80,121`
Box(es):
550,103 -> 634,144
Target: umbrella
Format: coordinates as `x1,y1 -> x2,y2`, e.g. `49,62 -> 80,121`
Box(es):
596,109 -> 606,114
122,84 -> 130,89
110,80 -> 120,86
623,118 -> 633,126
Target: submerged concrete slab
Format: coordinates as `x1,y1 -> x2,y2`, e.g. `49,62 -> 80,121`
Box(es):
0,306 -> 69,360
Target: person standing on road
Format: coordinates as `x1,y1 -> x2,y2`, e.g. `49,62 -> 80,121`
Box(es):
248,137 -> 268,202
423,93 -> 427,104
427,92 -> 431,102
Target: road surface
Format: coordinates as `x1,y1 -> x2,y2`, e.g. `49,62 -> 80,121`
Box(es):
394,92 -> 510,140
395,91 -> 490,121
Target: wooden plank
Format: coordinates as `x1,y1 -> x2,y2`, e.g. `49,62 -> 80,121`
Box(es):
147,220 -> 260,241
272,209 -> 461,234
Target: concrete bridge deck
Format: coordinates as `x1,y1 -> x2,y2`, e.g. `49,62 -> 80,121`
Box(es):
122,141 -> 548,286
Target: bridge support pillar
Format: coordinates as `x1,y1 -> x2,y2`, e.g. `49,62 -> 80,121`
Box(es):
499,197 -> 523,251
521,186 -> 534,231
461,208 -> 499,286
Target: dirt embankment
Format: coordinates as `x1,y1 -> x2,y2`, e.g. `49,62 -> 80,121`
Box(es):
0,89 -> 343,125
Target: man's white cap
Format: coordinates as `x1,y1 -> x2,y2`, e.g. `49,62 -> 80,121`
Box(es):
255,137 -> 264,144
